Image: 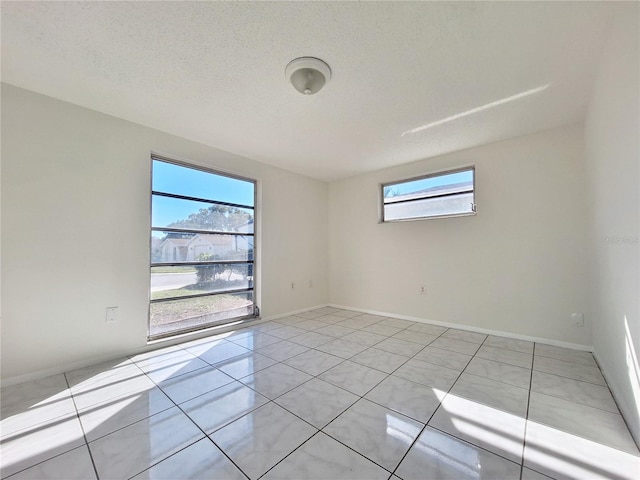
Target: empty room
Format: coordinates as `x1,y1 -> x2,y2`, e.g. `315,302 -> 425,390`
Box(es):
1,1 -> 639,479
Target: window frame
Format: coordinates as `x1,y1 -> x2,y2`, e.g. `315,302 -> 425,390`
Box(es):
380,166 -> 476,223
149,155 -> 258,341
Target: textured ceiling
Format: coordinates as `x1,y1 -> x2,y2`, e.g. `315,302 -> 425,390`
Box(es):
1,1 -> 614,181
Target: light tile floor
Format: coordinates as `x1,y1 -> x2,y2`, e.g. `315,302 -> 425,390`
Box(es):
2,307 -> 639,479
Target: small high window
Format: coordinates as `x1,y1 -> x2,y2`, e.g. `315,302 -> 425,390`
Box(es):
381,167 -> 475,222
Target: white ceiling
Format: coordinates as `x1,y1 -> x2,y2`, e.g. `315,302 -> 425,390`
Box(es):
1,1 -> 614,181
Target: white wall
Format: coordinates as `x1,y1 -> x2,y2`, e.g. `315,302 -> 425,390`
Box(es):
1,84 -> 329,382
584,4 -> 640,443
329,124 -> 591,345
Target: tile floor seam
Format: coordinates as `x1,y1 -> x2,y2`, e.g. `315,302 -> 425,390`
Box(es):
475,353 -> 533,369
518,342 -> 537,479
266,355 -> 421,475
247,373 -> 317,402
273,381 -> 360,425
376,330 -> 448,361
533,351 -> 597,363
389,345 -> 474,479
281,353 -> 347,377
320,362 -> 391,400
360,398 -> 430,427
387,425 -> 429,478
461,364 -> 531,390
436,335 -> 482,347
134,359 -> 252,480
430,345 -> 527,418
348,350 -> 412,375
523,416 -> 639,458
220,326 -> 461,436
428,424 -> 526,469
0,445 -> 87,480
531,366 -> 607,387
168,380 -> 232,409
527,388 -> 622,416
63,372 -> 100,480
76,394 -> 176,444
316,427 -> 395,476
461,370 -> 530,388
0,410 -> 77,444
500,346 -> 535,355
589,354 -> 640,452
473,355 -> 535,370
0,375 -> 96,480
273,382 -> 352,426
255,430 -> 324,480
207,398 -> 326,478
615,407 -> 640,454
257,412 -> 407,479
190,391 -> 268,436
534,350 -> 595,361
5,309 -> 638,480
197,435 -> 249,479
124,438 -> 210,480
138,361 -> 211,379
419,334 -> 530,468
483,342 -> 535,355
411,350 -> 474,372
436,391 -> 525,424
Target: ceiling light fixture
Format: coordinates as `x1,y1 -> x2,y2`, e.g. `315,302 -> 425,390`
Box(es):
285,57 -> 331,95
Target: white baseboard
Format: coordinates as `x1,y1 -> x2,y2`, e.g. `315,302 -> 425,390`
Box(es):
592,351 -> 640,449
328,304 -> 593,352
260,304 -> 330,321
1,305 -> 329,388
1,351 -> 134,388
2,303 -> 593,387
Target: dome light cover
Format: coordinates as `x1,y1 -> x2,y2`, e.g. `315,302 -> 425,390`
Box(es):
285,57 -> 332,95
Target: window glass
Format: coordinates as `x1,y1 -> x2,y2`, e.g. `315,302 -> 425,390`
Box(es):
382,167 -> 475,221
150,158 -> 256,340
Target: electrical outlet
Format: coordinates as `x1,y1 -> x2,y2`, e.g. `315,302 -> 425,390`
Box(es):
291,282 -> 295,290
571,312 -> 584,327
419,285 -> 426,295
106,306 -> 118,323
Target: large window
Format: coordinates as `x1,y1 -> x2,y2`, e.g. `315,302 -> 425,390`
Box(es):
381,167 -> 475,222
150,157 -> 256,339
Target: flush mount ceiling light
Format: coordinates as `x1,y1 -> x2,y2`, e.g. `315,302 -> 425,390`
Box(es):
285,57 -> 331,95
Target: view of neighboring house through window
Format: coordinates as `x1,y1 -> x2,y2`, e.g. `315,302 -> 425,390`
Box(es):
382,167 -> 475,222
150,157 -> 256,339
